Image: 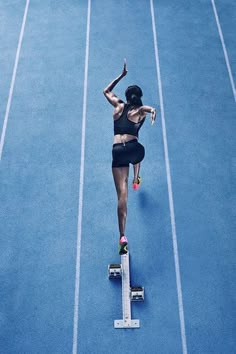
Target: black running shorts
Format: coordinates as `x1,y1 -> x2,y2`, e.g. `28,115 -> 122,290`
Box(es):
112,139 -> 145,168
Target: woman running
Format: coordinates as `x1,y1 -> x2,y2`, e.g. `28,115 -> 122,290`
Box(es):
103,60 -> 156,255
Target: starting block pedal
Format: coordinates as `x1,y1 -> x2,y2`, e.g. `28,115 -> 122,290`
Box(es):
108,264 -> 122,279
131,286 -> 144,301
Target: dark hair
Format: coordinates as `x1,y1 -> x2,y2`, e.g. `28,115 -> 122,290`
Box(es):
125,85 -> 143,106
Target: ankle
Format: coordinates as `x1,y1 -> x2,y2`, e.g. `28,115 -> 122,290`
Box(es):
133,176 -> 140,183
120,235 -> 128,243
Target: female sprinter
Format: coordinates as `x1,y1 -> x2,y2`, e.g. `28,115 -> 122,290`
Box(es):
103,60 -> 156,255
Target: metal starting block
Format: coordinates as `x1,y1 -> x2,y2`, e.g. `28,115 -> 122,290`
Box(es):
109,252 -> 144,329
114,319 -> 140,329
131,286 -> 145,301
108,264 -> 122,279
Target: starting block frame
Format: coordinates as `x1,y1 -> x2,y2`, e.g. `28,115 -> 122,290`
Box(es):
108,252 -> 144,329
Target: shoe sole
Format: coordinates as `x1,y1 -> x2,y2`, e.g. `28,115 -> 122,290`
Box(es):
119,243 -> 128,255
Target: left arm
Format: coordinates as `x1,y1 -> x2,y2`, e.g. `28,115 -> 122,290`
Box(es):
140,105 -> 156,125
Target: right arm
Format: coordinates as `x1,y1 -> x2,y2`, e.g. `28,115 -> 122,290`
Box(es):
103,60 -> 128,107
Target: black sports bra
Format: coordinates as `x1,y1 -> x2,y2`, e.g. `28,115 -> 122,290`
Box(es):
114,104 -> 145,137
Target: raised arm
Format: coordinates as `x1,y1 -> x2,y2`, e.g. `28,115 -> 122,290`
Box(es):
103,60 -> 128,107
140,105 -> 157,125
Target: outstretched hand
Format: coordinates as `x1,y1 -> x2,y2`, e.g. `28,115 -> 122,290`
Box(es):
103,58 -> 128,98
151,109 -> 156,125
121,58 -> 128,77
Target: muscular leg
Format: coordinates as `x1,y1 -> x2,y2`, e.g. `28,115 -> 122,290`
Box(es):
112,166 -> 129,237
133,163 -> 141,183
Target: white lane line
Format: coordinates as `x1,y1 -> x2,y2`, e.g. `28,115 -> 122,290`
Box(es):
72,0 -> 91,353
0,0 -> 30,160
150,1 -> 188,353
211,0 -> 236,103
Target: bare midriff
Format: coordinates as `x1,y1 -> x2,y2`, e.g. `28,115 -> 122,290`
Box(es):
113,134 -> 137,145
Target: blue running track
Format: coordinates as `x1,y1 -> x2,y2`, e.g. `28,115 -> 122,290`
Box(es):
0,1 -> 235,353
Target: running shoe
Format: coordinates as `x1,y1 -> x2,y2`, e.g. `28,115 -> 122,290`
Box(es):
132,176 -> 141,190
119,236 -> 128,255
